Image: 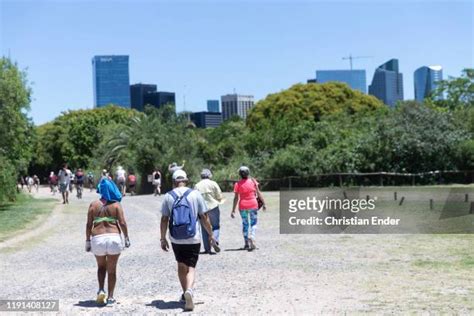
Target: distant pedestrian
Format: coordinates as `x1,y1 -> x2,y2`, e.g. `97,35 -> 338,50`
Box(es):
33,175 -> 40,192
19,176 -> 25,191
168,160 -> 185,174
127,171 -> 137,196
58,163 -> 72,204
160,170 -> 214,312
26,176 -> 34,193
231,166 -> 266,251
69,172 -> 75,193
152,169 -> 162,196
100,169 -> 109,181
87,171 -> 95,192
194,169 -> 223,254
76,168 -> 85,199
115,166 -> 126,196
49,171 -> 58,194
85,178 -> 130,306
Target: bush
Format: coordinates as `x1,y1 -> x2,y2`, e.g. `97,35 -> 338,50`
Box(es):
0,155 -> 18,203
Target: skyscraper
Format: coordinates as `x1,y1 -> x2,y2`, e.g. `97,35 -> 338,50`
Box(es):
92,55 -> 131,108
207,100 -> 220,112
221,94 -> 255,121
130,83 -> 157,111
315,70 -> 367,93
414,65 -> 443,102
144,91 -> 176,109
368,59 -> 404,107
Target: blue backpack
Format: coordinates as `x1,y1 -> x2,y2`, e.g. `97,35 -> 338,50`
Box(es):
169,189 -> 197,239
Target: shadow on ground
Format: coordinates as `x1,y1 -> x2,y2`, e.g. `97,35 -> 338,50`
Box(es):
146,300 -> 183,310
74,300 -> 107,308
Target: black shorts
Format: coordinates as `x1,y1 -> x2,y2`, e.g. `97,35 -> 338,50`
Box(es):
171,243 -> 201,268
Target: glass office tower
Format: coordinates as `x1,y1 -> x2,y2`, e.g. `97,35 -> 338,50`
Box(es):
143,91 -> 176,109
414,66 -> 443,102
130,83 -> 157,112
368,59 -> 404,107
316,70 -> 367,93
207,100 -> 220,112
92,55 -> 131,108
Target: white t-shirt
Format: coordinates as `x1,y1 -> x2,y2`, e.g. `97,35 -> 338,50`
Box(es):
116,169 -> 126,180
58,169 -> 71,185
161,186 -> 208,245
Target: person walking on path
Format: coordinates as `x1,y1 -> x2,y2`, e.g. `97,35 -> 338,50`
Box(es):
87,171 -> 95,192
127,171 -> 137,196
160,170 -> 215,312
26,176 -> 34,193
194,169 -> 223,254
115,166 -> 127,196
33,175 -> 40,192
231,166 -> 266,251
49,171 -> 58,194
168,160 -> 185,174
152,169 -> 162,196
58,163 -> 71,204
85,178 -> 130,306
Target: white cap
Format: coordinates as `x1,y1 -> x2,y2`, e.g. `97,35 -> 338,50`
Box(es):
172,169 -> 188,182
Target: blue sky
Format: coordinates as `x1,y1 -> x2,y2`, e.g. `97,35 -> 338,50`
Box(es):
1,0 -> 473,125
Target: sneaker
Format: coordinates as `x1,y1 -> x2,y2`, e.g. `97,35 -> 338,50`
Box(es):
248,239 -> 256,252
243,243 -> 249,250
184,289 -> 194,311
211,240 -> 221,253
107,298 -> 116,305
179,293 -> 185,303
96,290 -> 106,305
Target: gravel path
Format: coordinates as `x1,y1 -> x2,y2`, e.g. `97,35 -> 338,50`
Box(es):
0,186 -> 473,314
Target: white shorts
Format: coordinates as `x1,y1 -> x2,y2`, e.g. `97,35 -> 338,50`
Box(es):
91,233 -> 123,256
153,179 -> 161,186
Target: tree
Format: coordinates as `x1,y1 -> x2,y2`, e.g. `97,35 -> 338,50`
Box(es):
430,68 -> 474,109
0,58 -> 34,202
0,58 -> 34,173
246,82 -> 384,129
358,101 -> 469,172
31,105 -> 141,176
97,106 -> 204,191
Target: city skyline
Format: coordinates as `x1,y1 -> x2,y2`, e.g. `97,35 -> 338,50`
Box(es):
1,0 -> 472,124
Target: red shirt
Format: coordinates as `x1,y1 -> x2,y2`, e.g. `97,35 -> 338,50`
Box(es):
234,178 -> 258,210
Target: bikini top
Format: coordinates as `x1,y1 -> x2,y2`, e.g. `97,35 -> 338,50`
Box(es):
93,203 -> 117,227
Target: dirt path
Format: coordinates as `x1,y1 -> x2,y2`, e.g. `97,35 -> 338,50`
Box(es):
0,187 -> 473,314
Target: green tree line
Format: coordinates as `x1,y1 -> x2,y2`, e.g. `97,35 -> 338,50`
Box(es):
1,55 -> 473,201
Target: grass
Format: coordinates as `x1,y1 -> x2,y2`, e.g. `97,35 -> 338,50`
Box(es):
0,194 -> 56,242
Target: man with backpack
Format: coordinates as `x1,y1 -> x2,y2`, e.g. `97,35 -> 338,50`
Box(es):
160,169 -> 215,312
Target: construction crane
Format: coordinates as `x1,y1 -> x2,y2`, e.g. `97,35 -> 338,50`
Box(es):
342,54 -> 373,70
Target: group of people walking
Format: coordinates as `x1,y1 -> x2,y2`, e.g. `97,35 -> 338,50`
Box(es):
18,175 -> 40,193
85,164 -> 266,311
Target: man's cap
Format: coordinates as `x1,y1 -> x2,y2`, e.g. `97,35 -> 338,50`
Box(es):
201,169 -> 212,179
172,169 -> 188,181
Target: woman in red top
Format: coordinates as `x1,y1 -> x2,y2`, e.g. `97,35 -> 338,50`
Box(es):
231,166 -> 266,251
